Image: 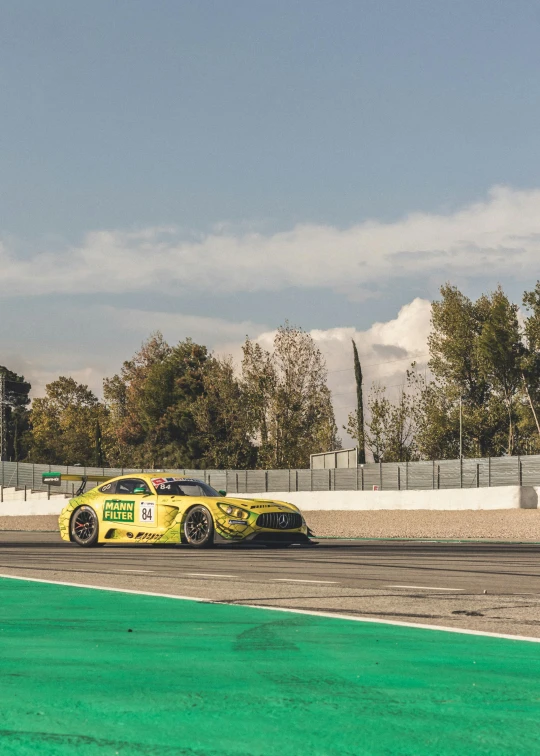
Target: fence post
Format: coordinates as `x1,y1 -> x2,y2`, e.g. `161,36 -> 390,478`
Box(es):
356,466 -> 359,491
488,457 -> 491,487
476,463 -> 480,488
0,484 -> 3,503
361,466 -> 364,491
406,460 -> 409,490
265,470 -> 268,492
310,468 -> 313,492
397,466 -> 401,491
295,470 -> 299,492
432,460 -> 435,490
460,457 -> 463,489
24,485 -> 27,501
379,462 -> 382,491
437,464 -> 440,490
519,458 -> 523,487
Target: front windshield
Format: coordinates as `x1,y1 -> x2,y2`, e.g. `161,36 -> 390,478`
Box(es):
152,478 -> 220,497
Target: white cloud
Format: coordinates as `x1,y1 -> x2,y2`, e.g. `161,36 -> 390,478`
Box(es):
311,297 -> 432,446
2,185 -> 540,297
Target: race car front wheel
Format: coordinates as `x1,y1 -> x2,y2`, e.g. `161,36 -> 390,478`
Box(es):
184,505 -> 214,548
70,506 -> 99,547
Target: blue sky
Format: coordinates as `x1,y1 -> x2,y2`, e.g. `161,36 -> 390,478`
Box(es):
1,0 -> 540,436
2,0 -> 539,238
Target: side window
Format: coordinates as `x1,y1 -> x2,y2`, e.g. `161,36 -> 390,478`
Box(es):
99,481 -> 116,494
178,483 -> 205,496
116,478 -> 150,495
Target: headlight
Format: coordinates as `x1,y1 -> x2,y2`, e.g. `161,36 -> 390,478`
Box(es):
217,502 -> 250,519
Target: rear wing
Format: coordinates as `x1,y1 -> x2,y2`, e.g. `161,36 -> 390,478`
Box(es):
42,472 -> 114,495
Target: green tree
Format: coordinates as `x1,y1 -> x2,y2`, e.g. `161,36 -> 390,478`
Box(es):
521,282 -> 540,448
0,366 -> 31,461
366,380 -> 417,463
428,284 -> 494,456
104,333 -> 208,467
28,377 -> 108,465
193,356 -> 256,469
477,287 -> 524,455
241,339 -> 277,467
242,324 -> 340,468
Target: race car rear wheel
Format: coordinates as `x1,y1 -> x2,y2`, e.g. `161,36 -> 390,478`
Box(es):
70,506 -> 99,547
184,505 -> 214,548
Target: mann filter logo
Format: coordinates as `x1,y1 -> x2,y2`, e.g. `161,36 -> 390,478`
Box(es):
103,499 -> 135,522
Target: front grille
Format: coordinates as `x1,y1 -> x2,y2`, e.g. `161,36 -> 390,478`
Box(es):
256,512 -> 303,530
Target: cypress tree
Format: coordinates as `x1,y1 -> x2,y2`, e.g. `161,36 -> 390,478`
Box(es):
94,419 -> 104,467
352,340 -> 366,463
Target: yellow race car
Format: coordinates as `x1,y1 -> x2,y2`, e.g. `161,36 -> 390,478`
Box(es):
56,473 -> 310,548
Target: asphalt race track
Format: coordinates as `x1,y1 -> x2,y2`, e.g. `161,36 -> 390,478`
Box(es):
2,531 -> 540,637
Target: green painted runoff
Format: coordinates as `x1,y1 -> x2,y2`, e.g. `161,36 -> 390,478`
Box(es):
0,577 -> 539,755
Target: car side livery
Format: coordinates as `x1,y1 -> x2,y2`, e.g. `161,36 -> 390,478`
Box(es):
57,473 -> 310,548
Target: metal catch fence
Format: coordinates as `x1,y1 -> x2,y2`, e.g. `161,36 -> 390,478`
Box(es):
1,456 -> 540,496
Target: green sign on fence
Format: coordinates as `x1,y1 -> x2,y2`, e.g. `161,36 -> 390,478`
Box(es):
42,472 -> 62,486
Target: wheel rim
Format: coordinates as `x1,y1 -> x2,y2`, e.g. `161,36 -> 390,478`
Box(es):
73,509 -> 96,542
186,509 -> 209,543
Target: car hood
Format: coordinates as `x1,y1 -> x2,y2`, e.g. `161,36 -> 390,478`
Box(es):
221,496 -> 300,513
155,495 -> 300,514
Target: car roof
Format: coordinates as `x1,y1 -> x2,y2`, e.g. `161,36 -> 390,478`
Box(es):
110,473 -> 201,482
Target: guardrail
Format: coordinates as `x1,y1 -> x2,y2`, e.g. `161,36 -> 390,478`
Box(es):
2,455 -> 540,494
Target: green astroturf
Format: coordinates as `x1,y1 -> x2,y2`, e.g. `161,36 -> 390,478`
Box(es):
1,578 -> 540,755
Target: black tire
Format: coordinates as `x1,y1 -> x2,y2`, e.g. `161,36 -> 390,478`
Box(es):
70,506 -> 99,547
183,505 -> 214,548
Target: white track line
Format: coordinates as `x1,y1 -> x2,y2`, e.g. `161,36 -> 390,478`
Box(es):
0,572 -> 538,643
121,570 -> 155,573
388,585 -> 464,591
185,573 -> 239,579
275,579 -> 338,584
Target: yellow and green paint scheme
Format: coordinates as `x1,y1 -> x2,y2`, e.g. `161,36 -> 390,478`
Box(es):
57,472 -> 309,546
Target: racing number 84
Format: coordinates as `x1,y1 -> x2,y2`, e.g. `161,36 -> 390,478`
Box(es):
139,502 -> 155,524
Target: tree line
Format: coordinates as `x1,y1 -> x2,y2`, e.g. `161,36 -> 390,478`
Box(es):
0,324 -> 340,469
4,282 -> 540,469
348,282 -> 540,462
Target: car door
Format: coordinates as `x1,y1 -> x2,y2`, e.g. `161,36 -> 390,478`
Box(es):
150,478 -> 184,532
112,478 -> 158,536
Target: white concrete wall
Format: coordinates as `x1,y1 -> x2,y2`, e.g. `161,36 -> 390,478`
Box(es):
2,486 -> 538,517
237,486 -> 538,510
0,488 -> 68,516
0,500 -> 66,516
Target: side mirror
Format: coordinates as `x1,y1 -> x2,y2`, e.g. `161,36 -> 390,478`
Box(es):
218,490 -> 227,497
